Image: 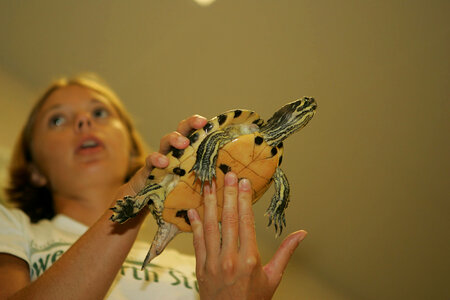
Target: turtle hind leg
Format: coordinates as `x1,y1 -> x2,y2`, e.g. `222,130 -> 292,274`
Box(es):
190,130 -> 232,193
110,182 -> 162,223
265,167 -> 291,237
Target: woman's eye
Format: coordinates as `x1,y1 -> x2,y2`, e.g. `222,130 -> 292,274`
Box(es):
92,107 -> 109,119
49,115 -> 66,127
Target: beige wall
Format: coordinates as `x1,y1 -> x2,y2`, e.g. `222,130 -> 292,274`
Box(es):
0,1 -> 448,299
0,68 -> 35,200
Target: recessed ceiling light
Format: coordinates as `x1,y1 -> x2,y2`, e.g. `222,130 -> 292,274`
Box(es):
193,0 -> 216,7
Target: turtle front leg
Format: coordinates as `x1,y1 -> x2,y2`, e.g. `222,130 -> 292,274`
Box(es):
190,130 -> 232,193
265,167 -> 291,237
110,182 -> 162,223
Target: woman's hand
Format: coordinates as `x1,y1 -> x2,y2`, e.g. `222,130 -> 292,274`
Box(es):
116,115 -> 208,199
188,172 -> 307,300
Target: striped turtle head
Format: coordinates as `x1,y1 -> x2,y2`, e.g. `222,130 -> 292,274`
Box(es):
261,97 -> 317,146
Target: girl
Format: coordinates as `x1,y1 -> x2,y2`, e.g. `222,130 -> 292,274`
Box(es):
0,74 -> 306,299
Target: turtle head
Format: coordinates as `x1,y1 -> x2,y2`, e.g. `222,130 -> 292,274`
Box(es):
261,97 -> 317,146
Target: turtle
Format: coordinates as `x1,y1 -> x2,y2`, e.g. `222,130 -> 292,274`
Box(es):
110,96 -> 317,269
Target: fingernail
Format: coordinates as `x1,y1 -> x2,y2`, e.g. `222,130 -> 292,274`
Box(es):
187,209 -> 198,221
294,231 -> 308,246
177,136 -> 188,145
239,178 -> 251,191
151,154 -> 167,166
225,172 -> 237,186
204,184 -> 211,194
195,116 -> 207,127
158,156 -> 168,166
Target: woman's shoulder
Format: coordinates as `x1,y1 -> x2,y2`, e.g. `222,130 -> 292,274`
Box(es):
0,203 -> 71,254
0,203 -> 78,234
0,203 -> 31,230
0,203 -> 33,263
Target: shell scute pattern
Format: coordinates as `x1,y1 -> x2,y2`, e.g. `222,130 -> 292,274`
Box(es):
154,109 -> 261,184
158,110 -> 263,231
162,131 -> 282,232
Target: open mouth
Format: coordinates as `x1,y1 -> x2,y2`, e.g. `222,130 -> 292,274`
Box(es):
81,140 -> 99,149
76,137 -> 104,154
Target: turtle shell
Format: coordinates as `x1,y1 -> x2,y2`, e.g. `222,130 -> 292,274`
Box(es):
149,109 -> 283,232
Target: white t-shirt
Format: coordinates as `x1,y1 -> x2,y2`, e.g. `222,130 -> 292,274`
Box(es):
0,204 -> 199,300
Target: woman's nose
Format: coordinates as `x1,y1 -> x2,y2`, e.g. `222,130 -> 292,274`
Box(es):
75,113 -> 92,132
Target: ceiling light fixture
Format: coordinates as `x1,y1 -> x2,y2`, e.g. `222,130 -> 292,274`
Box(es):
193,0 -> 216,7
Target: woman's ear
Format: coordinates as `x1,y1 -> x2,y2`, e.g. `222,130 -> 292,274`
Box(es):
29,164 -> 48,187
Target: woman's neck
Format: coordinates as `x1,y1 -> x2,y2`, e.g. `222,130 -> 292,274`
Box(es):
52,184 -> 122,226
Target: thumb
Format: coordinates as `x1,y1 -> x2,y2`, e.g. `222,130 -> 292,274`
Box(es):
263,230 -> 307,288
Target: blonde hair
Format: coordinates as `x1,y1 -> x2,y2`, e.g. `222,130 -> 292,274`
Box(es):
5,74 -> 147,222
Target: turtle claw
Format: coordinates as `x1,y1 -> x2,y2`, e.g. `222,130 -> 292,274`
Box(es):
191,157 -> 217,194
110,196 -> 139,224
265,209 -> 286,238
111,183 -> 162,223
265,168 -> 290,237
197,173 -> 216,194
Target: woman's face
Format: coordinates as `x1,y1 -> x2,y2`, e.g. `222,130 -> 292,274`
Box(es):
30,85 -> 132,195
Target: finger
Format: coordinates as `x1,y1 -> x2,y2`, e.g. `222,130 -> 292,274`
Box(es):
117,153 -> 168,197
221,172 -> 239,252
237,178 -> 258,254
188,209 -> 206,270
203,182 -> 220,260
263,230 -> 307,288
148,152 -> 169,169
177,115 -> 208,136
159,131 -> 189,154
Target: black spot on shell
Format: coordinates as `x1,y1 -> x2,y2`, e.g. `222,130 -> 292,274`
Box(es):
278,155 -> 283,166
234,110 -> 242,118
171,146 -> 184,159
203,121 -> 214,134
175,210 -> 191,225
173,167 -> 186,176
148,175 -> 155,180
217,114 -> 227,125
252,118 -> 263,126
277,142 -> 283,149
254,136 -> 264,145
271,147 -> 278,156
188,132 -> 199,145
219,164 -> 231,174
